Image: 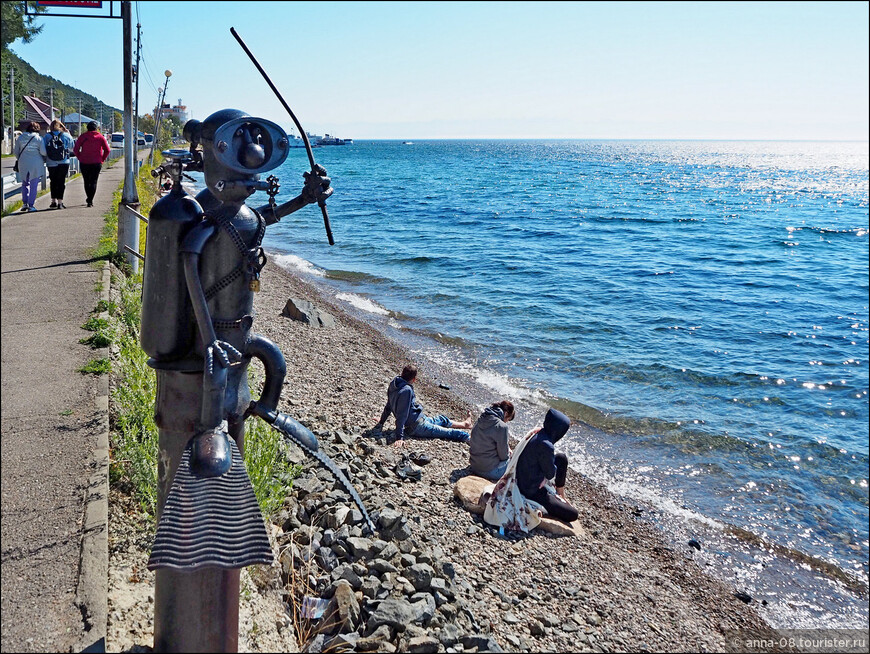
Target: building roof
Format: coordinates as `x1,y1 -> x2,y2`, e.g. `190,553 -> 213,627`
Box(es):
62,113 -> 98,125
22,95 -> 59,125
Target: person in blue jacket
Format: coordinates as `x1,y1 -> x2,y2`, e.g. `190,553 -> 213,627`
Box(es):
375,364 -> 472,448
43,120 -> 76,209
515,408 -> 579,523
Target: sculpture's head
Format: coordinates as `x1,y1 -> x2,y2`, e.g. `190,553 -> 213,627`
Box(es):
183,109 -> 289,203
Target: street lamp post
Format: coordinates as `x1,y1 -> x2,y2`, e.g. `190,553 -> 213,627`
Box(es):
149,70 -> 172,167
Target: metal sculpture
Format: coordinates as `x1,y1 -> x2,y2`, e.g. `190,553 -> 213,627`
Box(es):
140,109 -> 372,652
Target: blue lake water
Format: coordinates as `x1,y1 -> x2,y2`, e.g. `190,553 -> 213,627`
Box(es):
192,139 -> 868,627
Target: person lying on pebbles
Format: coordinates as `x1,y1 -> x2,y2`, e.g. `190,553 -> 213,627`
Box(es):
373,364 -> 472,449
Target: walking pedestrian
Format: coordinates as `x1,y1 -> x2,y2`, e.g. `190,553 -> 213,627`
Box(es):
73,121 -> 111,207
43,119 -> 76,209
13,122 -> 47,212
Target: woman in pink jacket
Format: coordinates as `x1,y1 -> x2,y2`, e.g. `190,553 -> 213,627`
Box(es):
73,121 -> 111,207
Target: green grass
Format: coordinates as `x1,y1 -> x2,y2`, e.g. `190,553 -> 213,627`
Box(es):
79,358 -> 111,375
95,299 -> 118,314
80,331 -> 112,348
244,414 -> 303,518
110,274 -> 159,517
80,314 -> 114,347
82,316 -> 110,332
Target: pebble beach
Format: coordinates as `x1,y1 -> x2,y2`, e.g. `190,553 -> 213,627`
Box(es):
107,258 -> 790,653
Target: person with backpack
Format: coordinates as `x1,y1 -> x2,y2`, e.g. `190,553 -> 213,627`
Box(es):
13,122 -> 47,212
73,121 -> 111,207
43,120 -> 76,209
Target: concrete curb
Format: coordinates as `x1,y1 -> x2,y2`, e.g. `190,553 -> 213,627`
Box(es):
75,262 -> 112,654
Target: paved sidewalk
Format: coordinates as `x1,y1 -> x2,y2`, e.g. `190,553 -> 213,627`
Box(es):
1,159 -> 132,652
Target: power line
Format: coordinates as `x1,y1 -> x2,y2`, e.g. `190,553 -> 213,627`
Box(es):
139,38 -> 161,94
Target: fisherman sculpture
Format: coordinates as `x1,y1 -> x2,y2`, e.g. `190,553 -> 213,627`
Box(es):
139,109 -> 372,651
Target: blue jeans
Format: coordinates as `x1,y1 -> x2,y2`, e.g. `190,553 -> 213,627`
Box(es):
409,414 -> 470,443
22,174 -> 41,207
478,458 -> 509,481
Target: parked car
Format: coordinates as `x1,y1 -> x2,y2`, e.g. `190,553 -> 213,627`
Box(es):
110,132 -> 147,147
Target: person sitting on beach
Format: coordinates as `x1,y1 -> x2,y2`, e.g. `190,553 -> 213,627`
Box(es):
514,408 -> 579,523
374,364 -> 472,448
469,400 -> 515,481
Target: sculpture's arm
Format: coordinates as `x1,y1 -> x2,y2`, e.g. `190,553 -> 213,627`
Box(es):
254,164 -> 333,225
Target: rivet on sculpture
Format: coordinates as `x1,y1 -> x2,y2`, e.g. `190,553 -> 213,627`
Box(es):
139,109 -> 374,652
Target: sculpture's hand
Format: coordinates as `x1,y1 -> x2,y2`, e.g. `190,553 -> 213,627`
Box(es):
301,164 -> 333,205
206,340 -> 243,370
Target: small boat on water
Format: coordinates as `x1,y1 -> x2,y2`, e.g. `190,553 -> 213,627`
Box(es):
314,133 -> 353,146
403,141 -> 414,145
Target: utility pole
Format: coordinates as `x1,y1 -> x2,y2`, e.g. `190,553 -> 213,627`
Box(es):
78,97 -> 83,136
10,68 -> 15,133
134,20 -> 141,153
49,87 -> 54,121
118,0 -> 140,272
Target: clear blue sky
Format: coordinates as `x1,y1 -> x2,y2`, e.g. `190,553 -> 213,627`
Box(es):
9,1 -> 869,140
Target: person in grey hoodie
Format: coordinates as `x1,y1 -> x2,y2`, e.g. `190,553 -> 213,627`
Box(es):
469,400 -> 515,480
375,364 -> 472,448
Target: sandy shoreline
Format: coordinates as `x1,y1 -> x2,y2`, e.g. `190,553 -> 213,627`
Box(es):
106,257 -> 790,653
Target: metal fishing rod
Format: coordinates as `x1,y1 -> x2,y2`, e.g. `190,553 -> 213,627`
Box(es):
230,26 -> 335,245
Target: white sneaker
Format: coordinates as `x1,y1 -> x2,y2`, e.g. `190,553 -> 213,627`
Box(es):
57,202 -> 65,209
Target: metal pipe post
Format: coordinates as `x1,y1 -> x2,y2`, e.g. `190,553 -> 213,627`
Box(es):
10,68 -> 15,133
118,0 -> 140,272
151,370 -> 244,653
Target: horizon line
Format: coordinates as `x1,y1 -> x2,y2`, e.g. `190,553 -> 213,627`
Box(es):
313,137 -> 870,143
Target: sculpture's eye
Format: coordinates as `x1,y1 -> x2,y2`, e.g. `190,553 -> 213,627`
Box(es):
237,124 -> 266,169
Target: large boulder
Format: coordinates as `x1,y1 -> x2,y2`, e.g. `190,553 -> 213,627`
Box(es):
453,476 -> 489,514
282,297 -> 337,328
